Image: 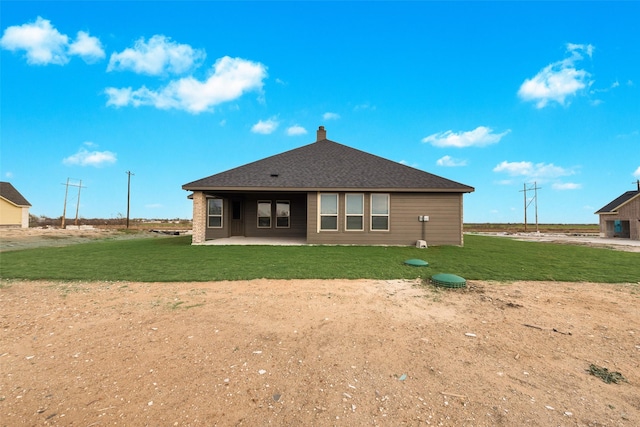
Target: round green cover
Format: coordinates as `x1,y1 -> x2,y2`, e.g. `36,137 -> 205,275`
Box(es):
431,273 -> 466,288
404,259 -> 429,267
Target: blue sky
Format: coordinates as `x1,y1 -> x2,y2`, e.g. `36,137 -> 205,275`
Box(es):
1,1 -> 639,223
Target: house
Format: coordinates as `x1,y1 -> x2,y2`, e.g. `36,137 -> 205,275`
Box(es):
595,184 -> 640,240
0,182 -> 32,228
183,126 -> 475,246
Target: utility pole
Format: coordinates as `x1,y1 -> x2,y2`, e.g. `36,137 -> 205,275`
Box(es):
519,182 -> 541,232
61,178 -> 70,229
74,180 -> 83,226
533,181 -> 539,233
126,171 -> 134,228
520,183 -> 528,231
61,178 -> 85,228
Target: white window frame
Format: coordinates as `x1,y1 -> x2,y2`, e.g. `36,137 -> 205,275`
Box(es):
370,193 -> 390,231
257,200 -> 272,228
207,198 -> 223,228
319,193 -> 339,231
345,193 -> 364,231
276,200 -> 290,228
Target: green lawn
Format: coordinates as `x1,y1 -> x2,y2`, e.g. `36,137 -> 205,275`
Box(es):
0,234 -> 638,283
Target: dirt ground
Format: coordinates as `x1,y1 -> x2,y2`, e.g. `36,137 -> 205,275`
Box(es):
1,228 -> 639,426
0,226 -> 178,252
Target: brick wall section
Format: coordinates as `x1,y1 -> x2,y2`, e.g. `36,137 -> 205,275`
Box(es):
191,191 -> 206,244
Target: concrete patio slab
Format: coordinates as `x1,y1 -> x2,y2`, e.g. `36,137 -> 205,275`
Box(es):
196,236 -> 307,246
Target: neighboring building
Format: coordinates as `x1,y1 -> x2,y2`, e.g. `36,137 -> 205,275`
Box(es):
0,182 -> 32,228
595,186 -> 640,240
183,127 -> 475,246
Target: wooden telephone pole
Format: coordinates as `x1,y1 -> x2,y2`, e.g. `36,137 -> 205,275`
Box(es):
126,171 -> 134,228
519,182 -> 541,232
61,179 -> 85,229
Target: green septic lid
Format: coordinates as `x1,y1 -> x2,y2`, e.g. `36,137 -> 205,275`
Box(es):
404,259 -> 429,267
431,273 -> 466,288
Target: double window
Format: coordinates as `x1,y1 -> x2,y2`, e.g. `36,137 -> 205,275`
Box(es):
207,198 -> 223,228
257,200 -> 290,228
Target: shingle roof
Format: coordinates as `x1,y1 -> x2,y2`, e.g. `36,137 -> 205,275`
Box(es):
595,190 -> 640,214
183,139 -> 474,193
0,182 -> 31,206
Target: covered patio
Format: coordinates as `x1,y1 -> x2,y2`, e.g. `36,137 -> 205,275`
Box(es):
195,236 -> 307,246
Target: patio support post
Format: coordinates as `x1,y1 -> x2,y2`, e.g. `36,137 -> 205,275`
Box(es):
192,191 -> 206,244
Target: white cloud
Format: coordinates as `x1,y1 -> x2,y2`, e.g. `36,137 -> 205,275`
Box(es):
107,35 -> 205,75
104,87 -> 135,107
68,31 -> 105,63
63,146 -> 117,167
251,118 -> 279,134
105,56 -> 267,113
145,203 -> 164,209
552,182 -> 582,190
0,17 -> 104,65
422,126 -> 510,148
633,166 -> 640,179
1,17 -> 68,65
436,155 -> 467,167
323,112 -> 340,120
493,161 -> 574,179
286,125 -> 307,136
5,171 -> 13,178
518,43 -> 594,108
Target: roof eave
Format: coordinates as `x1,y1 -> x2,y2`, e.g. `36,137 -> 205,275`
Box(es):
182,186 -> 474,193
0,196 -> 31,207
595,192 -> 640,214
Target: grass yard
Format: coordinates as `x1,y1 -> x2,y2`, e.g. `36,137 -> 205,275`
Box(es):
1,234 -> 638,283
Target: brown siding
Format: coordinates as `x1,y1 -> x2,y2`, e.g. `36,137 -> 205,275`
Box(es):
242,193 -> 306,238
306,192 -> 464,246
205,198 -> 230,240
598,197 -> 640,240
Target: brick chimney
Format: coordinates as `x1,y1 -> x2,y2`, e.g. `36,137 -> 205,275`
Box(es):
316,126 -> 326,142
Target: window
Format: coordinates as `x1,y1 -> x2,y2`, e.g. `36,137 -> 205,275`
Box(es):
257,201 -> 271,228
207,198 -> 223,228
345,194 -> 364,230
319,193 -> 338,230
371,194 -> 389,230
276,201 -> 290,228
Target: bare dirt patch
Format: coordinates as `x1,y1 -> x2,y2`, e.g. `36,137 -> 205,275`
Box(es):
1,278 -> 639,426
468,232 -> 640,253
0,227 -> 177,252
